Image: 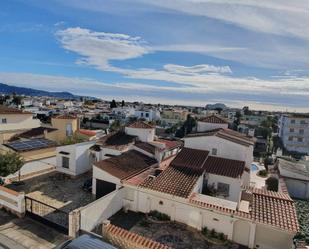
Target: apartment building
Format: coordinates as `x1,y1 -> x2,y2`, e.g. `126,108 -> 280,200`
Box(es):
279,114 -> 309,154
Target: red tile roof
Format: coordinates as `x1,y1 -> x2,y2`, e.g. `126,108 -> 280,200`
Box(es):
190,188 -> 299,233
105,224 -> 171,249
199,114 -> 228,124
78,129 -> 97,137
171,147 -> 209,170
94,150 -> 157,180
251,188 -> 299,232
135,141 -> 156,155
186,128 -> 255,147
156,139 -> 183,150
53,114 -> 77,119
0,105 -> 32,114
127,121 -> 154,129
140,165 -> 202,198
97,131 -> 136,151
203,156 -> 245,178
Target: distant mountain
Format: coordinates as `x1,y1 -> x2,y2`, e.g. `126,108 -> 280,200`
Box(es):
0,83 -> 78,99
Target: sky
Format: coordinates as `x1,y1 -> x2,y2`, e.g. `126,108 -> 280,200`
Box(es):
0,0 -> 309,112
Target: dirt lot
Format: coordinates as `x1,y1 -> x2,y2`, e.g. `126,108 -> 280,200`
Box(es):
109,210 -> 247,249
6,171 -> 95,212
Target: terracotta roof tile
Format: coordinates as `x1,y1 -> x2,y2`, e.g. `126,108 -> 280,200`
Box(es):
203,156 -> 245,178
16,127 -> 57,139
199,114 -> 228,124
135,142 -> 156,155
94,150 -> 157,180
186,128 -> 255,147
0,105 -> 32,114
105,224 -> 171,249
97,131 -> 136,151
140,165 -> 202,198
127,121 -> 155,129
155,139 -> 183,150
171,147 -> 209,170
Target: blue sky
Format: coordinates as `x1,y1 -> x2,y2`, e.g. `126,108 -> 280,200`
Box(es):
1,0 -> 309,111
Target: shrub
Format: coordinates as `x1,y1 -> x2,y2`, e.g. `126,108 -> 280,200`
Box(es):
258,169 -> 268,177
148,210 -> 170,221
139,219 -> 151,227
202,227 -> 208,235
218,233 -> 225,241
210,229 -> 216,238
266,177 -> 279,192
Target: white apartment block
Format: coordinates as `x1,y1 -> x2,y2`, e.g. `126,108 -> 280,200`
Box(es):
279,114 -> 309,154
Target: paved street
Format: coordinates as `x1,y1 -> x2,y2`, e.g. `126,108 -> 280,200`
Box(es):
0,210 -> 68,249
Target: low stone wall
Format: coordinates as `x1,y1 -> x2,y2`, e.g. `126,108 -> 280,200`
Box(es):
0,185 -> 25,216
102,221 -> 171,249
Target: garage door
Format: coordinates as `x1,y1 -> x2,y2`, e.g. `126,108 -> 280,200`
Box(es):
233,220 -> 250,247
96,180 -> 116,199
255,224 -> 293,249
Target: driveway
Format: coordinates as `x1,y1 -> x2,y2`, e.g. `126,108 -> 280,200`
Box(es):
0,210 -> 68,249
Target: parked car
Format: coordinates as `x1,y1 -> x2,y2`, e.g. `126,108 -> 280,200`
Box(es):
82,178 -> 92,192
56,234 -> 118,249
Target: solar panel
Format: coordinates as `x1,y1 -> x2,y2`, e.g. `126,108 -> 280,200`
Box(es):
5,138 -> 57,152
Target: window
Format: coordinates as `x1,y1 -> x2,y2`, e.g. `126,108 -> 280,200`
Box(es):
141,112 -> 144,117
290,128 -> 294,133
299,129 -> 304,135
66,123 -> 73,136
212,148 -> 217,155
62,157 -> 69,168
217,182 -> 229,196
298,137 -> 303,142
1,118 -> 7,124
288,136 -> 293,141
145,113 -> 149,118
291,119 -> 295,124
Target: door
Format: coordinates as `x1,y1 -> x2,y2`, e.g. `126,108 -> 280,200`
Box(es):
96,180 -> 116,199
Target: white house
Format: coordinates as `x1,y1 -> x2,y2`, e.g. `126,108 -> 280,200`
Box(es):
125,121 -> 155,142
134,108 -> 160,122
183,128 -> 255,170
56,141 -> 96,176
197,114 -> 228,132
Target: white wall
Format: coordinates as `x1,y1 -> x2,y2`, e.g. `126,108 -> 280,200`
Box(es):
80,189 -> 124,232
125,127 -> 155,142
56,141 -> 96,176
184,136 -> 253,167
206,174 -> 242,203
0,186 -> 25,214
284,178 -> 309,199
197,121 -> 228,132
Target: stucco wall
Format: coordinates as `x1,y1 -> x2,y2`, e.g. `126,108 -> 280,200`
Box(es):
197,121 -> 228,132
0,114 -> 40,132
284,178 -> 309,199
51,117 -> 78,142
255,224 -> 294,249
80,189 -> 124,232
125,127 -> 155,142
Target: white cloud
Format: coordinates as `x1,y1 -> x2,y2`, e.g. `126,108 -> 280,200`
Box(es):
56,27 -> 150,70
135,0 -> 309,40
163,64 -> 232,74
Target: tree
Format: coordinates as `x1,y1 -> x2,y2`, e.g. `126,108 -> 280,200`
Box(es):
243,106 -> 252,115
232,111 -> 241,130
0,152 -> 24,183
109,120 -> 121,132
175,115 -> 197,138
121,100 -> 125,107
266,177 -> 279,192
110,99 -> 117,108
12,95 -> 22,106
214,107 -> 223,114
